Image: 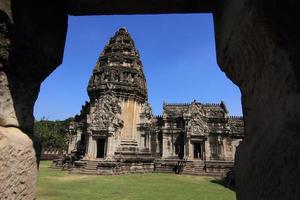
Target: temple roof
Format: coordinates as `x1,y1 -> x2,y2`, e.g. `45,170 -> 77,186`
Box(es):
93,27 -> 142,71
87,28 -> 147,102
162,100 -> 240,120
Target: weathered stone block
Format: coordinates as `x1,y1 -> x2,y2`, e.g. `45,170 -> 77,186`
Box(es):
214,0 -> 300,199
0,127 -> 37,200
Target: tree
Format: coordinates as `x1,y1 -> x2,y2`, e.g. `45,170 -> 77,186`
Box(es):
34,117 -> 73,150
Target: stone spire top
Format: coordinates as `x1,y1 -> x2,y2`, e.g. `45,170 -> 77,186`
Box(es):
94,27 -> 142,71
88,28 -> 147,102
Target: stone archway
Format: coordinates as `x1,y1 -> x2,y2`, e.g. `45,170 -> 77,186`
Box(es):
0,1 -> 299,200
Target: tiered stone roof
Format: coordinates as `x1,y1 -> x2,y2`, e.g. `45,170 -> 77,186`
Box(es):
87,27 -> 147,102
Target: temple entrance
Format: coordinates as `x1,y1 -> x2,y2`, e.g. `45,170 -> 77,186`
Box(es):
96,138 -> 106,158
193,142 -> 202,159
175,134 -> 184,159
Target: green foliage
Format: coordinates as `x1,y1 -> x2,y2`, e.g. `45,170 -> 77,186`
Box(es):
37,161 -> 236,200
34,117 -> 73,149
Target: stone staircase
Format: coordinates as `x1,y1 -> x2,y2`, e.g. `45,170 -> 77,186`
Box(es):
154,159 -> 179,173
79,160 -> 99,175
181,160 -> 206,175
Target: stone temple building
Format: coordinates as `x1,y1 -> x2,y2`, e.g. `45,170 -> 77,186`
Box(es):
66,28 -> 244,175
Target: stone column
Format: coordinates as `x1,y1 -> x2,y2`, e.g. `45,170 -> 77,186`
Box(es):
162,133 -> 171,158
92,138 -> 97,158
170,134 -> 174,157
86,133 -> 94,158
184,136 -> 189,159
201,141 -> 205,160
185,136 -> 193,160
188,140 -> 193,160
214,1 -> 300,199
204,139 -> 210,161
106,136 -> 114,159
147,131 -> 151,151
0,1 -> 67,199
223,138 -> 232,160
156,132 -> 160,155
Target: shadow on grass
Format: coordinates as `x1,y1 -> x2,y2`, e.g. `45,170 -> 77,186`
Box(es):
210,178 -> 236,192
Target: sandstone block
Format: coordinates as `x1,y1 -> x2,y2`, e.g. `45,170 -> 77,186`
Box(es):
0,127 -> 37,200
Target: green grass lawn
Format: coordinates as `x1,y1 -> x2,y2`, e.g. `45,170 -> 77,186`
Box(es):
37,161 -> 236,200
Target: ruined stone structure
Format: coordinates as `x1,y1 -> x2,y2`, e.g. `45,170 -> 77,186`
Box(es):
66,28 -> 244,176
0,1 -> 299,200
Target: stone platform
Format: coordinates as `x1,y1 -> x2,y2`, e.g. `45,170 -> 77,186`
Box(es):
69,160 -> 154,175
53,159 -> 234,177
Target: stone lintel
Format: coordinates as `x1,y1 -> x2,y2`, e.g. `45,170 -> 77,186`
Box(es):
65,0 -> 216,15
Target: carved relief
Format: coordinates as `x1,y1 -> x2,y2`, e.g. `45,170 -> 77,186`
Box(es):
186,103 -> 208,135
141,102 -> 152,119
89,93 -> 123,135
140,102 -> 156,131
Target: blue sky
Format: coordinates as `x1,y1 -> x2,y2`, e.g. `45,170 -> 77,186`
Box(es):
34,14 -> 242,120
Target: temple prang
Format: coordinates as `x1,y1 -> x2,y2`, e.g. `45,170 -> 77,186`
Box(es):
62,28 -> 245,176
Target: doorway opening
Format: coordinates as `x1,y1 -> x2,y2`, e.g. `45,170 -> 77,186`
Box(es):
96,138 -> 106,158
175,134 -> 184,159
193,142 -> 202,159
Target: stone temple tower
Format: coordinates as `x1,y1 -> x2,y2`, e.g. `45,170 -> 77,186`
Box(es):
66,28 -> 244,175
84,27 -> 153,161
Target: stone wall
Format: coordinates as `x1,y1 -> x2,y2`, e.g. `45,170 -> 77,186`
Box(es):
120,98 -> 142,141
214,0 -> 300,199
0,1 -> 68,199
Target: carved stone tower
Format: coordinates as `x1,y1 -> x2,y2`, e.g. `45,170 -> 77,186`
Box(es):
85,27 -> 150,160
66,28 -> 244,175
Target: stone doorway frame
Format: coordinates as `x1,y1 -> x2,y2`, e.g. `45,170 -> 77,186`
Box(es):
0,1 -> 299,200
96,137 -> 107,159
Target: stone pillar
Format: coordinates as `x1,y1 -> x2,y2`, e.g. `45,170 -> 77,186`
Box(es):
204,139 -> 210,161
147,131 -> 151,151
106,136 -> 114,159
184,136 -> 189,159
170,134 -> 175,157
155,132 -> 160,154
140,133 -> 144,148
185,136 -> 193,160
201,141 -> 205,160
219,137 -> 225,160
214,1 -> 300,199
86,133 -> 94,158
162,133 -> 171,158
188,140 -> 193,160
0,1 -> 67,199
